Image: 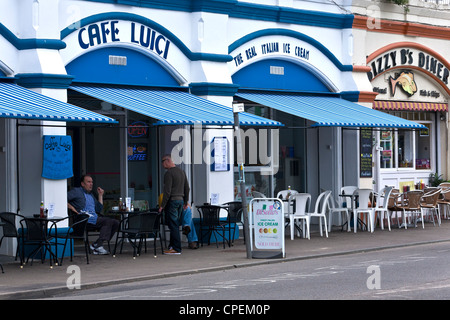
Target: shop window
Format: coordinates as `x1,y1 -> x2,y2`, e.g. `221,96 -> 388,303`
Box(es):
416,124 -> 431,170
398,129 -> 414,168
233,103 -> 307,198
127,111 -> 158,207
380,130 -> 395,169
380,113 -> 432,171
234,170 -> 271,201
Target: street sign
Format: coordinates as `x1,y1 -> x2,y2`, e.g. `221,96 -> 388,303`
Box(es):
233,103 -> 245,113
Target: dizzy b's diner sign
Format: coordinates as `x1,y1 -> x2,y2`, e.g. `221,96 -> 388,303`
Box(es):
367,45 -> 449,93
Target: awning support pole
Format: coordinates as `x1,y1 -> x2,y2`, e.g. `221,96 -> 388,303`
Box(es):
234,106 -> 252,259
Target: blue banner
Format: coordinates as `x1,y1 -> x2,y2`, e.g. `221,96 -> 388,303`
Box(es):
42,135 -> 73,180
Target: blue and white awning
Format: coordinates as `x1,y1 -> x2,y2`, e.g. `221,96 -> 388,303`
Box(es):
236,93 -> 426,129
70,85 -> 282,127
0,82 -> 117,123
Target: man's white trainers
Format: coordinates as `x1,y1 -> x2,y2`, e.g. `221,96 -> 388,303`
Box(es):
90,244 -> 109,255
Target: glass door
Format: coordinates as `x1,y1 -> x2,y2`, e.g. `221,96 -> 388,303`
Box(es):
380,130 -> 394,169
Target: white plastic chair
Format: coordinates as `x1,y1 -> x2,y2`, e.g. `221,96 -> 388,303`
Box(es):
340,186 -> 358,209
310,191 -> 331,238
277,189 -> 298,216
288,193 -> 311,240
327,194 -> 350,232
353,188 -> 374,233
373,186 -> 393,231
252,191 -> 266,198
291,191 -> 331,239
277,189 -> 298,200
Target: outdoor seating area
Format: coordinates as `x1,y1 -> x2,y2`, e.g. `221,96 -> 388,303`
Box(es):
274,182 -> 450,241
0,200 -> 244,269
2,182 -> 450,270
0,212 -> 75,268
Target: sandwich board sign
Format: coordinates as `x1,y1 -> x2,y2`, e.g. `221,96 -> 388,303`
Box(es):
249,198 -> 285,259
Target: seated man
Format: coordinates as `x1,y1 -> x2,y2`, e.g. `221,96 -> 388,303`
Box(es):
67,175 -> 119,255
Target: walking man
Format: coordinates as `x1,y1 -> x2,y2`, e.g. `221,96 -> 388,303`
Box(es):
159,154 -> 190,254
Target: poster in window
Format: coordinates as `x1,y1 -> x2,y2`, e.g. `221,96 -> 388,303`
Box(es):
419,127 -> 429,137
382,150 -> 392,161
128,143 -> 148,161
381,130 -> 392,140
42,135 -> 73,180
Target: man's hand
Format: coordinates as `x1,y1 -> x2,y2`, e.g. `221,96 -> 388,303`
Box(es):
97,187 -> 104,205
97,187 -> 104,196
67,203 -> 78,214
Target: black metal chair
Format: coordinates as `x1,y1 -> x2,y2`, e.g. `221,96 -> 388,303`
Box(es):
0,212 -> 25,268
113,211 -> 163,258
197,205 -> 228,249
57,212 -> 90,265
19,217 -> 57,267
223,201 -> 243,246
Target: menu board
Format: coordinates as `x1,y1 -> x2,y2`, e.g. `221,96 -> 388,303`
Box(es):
211,137 -> 229,171
42,135 -> 73,180
360,129 -> 373,178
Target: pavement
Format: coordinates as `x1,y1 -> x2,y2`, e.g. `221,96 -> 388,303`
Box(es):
1,219 -> 450,300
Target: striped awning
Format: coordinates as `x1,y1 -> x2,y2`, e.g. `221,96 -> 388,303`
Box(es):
70,85 -> 282,127
236,93 -> 425,129
373,101 -> 448,112
0,82 -> 117,123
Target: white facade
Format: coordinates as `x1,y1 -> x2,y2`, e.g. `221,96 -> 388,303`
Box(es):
0,0 -> 448,256
351,0 -> 450,190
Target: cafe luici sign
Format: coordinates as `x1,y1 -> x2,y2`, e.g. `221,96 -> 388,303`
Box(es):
367,46 -> 450,93
74,20 -> 171,60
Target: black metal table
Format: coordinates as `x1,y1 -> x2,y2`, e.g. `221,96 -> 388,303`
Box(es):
20,216 -> 65,267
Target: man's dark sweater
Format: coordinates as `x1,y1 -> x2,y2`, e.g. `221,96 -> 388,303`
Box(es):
161,166 -> 190,209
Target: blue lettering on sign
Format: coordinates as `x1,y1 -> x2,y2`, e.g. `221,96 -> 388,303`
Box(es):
245,46 -> 257,60
261,42 -> 279,54
78,20 -> 120,49
78,20 -> 170,60
130,23 -> 170,59
233,41 -> 311,69
128,154 -> 147,161
233,53 -> 244,67
295,46 -> 309,60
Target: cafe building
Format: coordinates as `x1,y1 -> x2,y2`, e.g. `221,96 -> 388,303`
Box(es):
0,0 -> 429,256
351,0 -> 450,190
59,0 -> 422,206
